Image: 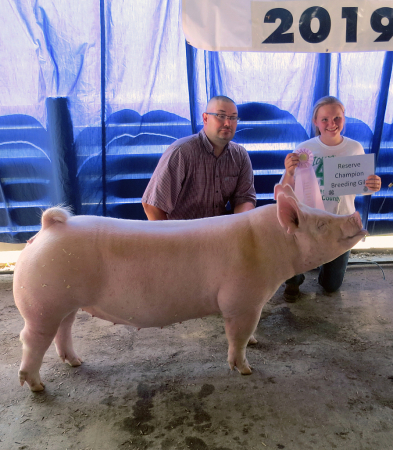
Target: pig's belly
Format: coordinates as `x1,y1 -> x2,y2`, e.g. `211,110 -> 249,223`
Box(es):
82,293 -> 221,329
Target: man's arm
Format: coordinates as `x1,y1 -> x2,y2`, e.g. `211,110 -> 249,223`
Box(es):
141,145 -> 186,221
234,201 -> 255,214
231,148 -> 257,213
142,203 -> 168,221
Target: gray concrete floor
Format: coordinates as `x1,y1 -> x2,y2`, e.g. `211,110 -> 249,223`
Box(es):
1,261 -> 393,450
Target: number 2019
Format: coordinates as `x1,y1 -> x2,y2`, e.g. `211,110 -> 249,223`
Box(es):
262,7 -> 393,44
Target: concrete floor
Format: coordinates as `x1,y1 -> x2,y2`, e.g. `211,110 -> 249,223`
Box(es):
1,261 -> 393,450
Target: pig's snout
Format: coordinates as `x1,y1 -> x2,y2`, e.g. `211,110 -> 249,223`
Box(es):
342,212 -> 368,240
349,211 -> 363,230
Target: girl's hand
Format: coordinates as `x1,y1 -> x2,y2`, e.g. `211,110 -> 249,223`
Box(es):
284,153 -> 300,177
365,174 -> 381,192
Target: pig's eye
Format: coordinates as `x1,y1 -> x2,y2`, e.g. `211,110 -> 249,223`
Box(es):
317,221 -> 327,231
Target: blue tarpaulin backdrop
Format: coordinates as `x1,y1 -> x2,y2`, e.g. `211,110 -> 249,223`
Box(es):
0,0 -> 393,243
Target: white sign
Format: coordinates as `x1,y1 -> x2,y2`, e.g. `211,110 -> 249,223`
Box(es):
182,0 -> 393,52
323,154 -> 375,196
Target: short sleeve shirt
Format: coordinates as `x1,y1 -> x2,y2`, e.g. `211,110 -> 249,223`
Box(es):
142,130 -> 256,220
294,136 -> 365,215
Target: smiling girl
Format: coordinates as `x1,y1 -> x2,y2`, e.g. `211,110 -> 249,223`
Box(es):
280,96 -> 381,300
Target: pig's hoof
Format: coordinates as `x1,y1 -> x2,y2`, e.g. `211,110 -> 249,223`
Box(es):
56,345 -> 83,367
248,335 -> 258,345
58,351 -> 83,367
30,382 -> 45,392
229,359 -> 252,375
19,370 -> 45,392
240,366 -> 252,375
66,357 -> 83,367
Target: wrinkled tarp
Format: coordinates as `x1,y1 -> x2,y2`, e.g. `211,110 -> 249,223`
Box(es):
0,0 -> 392,242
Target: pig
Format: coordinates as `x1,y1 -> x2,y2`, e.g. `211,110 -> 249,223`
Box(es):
13,184 -> 367,391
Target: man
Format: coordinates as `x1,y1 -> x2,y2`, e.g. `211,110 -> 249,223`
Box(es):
142,96 -> 256,220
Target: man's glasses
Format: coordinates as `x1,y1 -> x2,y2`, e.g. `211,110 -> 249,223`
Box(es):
204,112 -> 240,122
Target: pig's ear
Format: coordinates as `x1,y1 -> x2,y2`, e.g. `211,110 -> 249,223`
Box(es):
276,192 -> 301,235
274,184 -> 283,200
274,184 -> 299,202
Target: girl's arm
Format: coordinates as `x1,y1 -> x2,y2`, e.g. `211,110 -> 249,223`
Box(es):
281,153 -> 300,189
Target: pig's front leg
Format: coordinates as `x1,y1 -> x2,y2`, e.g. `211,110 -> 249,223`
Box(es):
54,310 -> 83,367
224,310 -> 261,375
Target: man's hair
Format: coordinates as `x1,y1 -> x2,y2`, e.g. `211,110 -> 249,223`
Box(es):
206,96 -> 236,109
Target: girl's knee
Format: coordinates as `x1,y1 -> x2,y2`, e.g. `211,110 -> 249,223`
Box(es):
318,276 -> 343,293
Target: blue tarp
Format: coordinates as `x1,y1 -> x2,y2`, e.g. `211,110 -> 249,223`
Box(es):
0,0 -> 392,242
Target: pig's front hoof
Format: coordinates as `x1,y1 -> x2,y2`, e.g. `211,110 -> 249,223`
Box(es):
228,359 -> 252,375
239,365 -> 252,375
65,356 -> 83,367
57,349 -> 83,367
30,383 -> 45,392
248,335 -> 258,345
19,370 -> 45,392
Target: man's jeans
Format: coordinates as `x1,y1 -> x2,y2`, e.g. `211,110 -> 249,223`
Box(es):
285,251 -> 350,293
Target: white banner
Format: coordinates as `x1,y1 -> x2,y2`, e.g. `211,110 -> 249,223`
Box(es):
182,0 -> 393,52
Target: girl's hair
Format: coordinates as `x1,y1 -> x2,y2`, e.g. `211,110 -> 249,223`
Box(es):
312,96 -> 345,136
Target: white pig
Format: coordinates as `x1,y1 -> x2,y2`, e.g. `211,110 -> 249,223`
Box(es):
13,184 -> 367,391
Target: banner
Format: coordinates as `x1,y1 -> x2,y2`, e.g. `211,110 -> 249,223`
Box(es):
182,0 -> 393,52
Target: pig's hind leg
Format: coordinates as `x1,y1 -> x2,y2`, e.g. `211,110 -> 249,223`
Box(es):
19,319 -> 61,392
54,309 -> 83,367
19,310 -> 81,391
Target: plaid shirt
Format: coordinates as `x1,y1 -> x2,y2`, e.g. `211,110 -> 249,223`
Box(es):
142,130 -> 256,220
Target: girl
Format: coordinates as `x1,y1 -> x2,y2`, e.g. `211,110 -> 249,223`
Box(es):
281,96 -> 381,301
